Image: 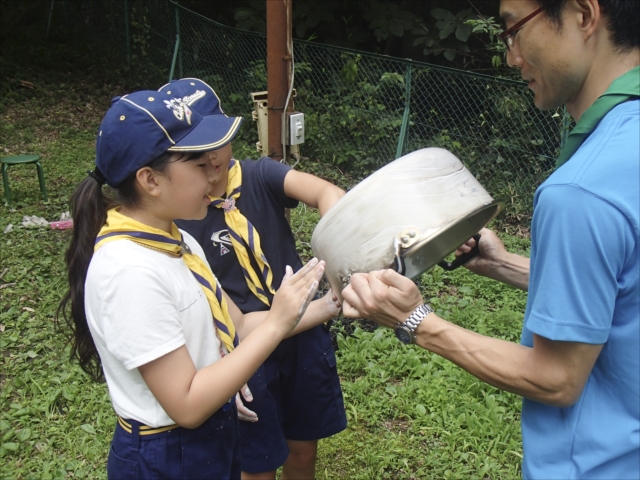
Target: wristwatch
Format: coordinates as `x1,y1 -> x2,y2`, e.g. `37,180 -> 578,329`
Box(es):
394,303 -> 433,344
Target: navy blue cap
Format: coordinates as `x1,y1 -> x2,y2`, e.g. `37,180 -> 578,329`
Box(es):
95,79 -> 243,187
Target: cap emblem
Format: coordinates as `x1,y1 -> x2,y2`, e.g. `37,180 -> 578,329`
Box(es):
164,90 -> 206,125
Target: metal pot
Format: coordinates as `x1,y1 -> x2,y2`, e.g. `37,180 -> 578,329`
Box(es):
311,148 -> 502,299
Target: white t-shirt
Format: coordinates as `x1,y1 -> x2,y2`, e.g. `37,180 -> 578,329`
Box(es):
85,230 -> 223,427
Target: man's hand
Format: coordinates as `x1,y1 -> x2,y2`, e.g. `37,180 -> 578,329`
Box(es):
455,228 -> 530,291
455,228 -> 507,277
341,269 -> 424,328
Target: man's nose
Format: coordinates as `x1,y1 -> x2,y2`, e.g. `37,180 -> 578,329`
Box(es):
506,48 -> 524,69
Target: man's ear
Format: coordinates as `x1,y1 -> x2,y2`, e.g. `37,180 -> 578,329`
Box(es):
135,167 -> 162,197
573,0 -> 601,40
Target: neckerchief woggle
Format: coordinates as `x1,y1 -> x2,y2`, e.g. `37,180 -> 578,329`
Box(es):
556,66 -> 640,169
94,208 -> 238,353
209,160 -> 276,306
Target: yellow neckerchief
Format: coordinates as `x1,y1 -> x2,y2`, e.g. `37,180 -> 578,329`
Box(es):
94,208 -> 238,352
209,160 -> 275,306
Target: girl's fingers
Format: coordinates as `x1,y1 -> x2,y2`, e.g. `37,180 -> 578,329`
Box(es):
295,258 -> 318,276
297,280 -> 319,320
290,259 -> 324,288
309,280 -> 319,299
273,259 -> 325,326
282,258 -> 320,287
283,265 -> 294,283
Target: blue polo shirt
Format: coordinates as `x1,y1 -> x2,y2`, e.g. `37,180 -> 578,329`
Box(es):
521,101 -> 640,479
176,157 -> 300,313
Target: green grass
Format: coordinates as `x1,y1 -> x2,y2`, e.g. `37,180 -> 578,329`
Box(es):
0,219 -> 528,479
298,229 -> 528,478
1,46 -> 529,479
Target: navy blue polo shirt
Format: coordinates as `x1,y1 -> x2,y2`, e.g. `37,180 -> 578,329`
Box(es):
176,157 -> 301,314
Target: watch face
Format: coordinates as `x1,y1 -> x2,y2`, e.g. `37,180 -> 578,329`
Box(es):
394,326 -> 413,344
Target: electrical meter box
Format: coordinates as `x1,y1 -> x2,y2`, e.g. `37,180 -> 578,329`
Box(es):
286,112 -> 304,145
249,91 -> 269,156
250,90 -> 303,158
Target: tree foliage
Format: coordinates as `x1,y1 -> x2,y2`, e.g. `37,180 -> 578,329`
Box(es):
0,0 -> 508,74
180,0 -> 507,73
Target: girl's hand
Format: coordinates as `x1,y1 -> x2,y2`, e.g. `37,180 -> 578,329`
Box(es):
269,258 -> 325,335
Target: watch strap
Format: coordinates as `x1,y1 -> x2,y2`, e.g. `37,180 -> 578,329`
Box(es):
404,303 -> 433,332
395,303 -> 433,344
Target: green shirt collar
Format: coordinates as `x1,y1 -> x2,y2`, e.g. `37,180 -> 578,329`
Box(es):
556,66 -> 640,169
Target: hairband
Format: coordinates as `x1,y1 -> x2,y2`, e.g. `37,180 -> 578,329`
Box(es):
87,168 -> 107,186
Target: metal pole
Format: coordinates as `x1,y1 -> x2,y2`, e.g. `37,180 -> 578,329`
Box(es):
169,36 -> 181,81
169,5 -> 181,81
396,62 -> 412,159
46,0 -> 55,39
266,0 -> 290,161
176,5 -> 183,78
124,0 -> 131,69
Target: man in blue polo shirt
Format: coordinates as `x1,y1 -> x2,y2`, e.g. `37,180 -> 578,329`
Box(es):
340,0 -> 639,478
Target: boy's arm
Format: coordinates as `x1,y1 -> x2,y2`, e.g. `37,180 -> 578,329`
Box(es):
228,287 -> 340,340
285,289 -> 341,337
223,286 -> 276,341
283,169 -> 345,216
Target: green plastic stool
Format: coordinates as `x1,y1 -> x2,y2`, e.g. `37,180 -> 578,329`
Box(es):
1,154 -> 49,206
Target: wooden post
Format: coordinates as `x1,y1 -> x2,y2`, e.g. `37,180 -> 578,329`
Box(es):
266,0 -> 292,161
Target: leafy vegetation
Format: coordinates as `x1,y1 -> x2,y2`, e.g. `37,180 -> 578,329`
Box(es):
3,0 -> 560,224
304,224 -> 529,478
228,0 -> 507,72
0,107 -> 113,477
1,149 -> 529,479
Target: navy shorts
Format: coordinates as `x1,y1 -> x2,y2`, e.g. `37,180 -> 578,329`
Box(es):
239,324 -> 347,473
107,403 -> 240,480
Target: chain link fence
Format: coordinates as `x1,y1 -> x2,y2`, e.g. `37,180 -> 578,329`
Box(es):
46,0 -> 570,213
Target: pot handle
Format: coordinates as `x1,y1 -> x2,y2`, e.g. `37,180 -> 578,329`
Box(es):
392,253 -> 406,276
438,234 -> 481,271
390,235 -> 407,275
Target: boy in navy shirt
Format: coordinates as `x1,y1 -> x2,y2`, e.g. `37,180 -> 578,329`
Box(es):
171,78 -> 347,479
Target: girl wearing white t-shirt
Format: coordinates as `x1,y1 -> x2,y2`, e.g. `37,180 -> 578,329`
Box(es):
56,85 -> 337,479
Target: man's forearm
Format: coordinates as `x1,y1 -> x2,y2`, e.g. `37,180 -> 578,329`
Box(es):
415,314 -> 594,406
484,252 -> 530,291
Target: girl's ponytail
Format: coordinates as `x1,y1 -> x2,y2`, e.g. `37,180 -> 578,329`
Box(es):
56,175 -> 112,381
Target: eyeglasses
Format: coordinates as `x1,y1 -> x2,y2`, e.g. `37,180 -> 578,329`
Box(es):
499,6 -> 545,50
